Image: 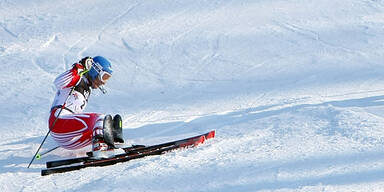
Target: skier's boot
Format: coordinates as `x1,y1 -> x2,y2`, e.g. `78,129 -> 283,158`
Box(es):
91,115 -> 115,159
102,114 -> 115,147
113,114 -> 124,143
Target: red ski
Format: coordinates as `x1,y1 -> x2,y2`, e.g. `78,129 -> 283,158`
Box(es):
41,130 -> 215,176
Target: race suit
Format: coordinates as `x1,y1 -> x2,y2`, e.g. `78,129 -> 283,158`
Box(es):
48,64 -> 104,150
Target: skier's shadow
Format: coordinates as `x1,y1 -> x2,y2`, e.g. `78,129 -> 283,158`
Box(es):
124,95 -> 384,144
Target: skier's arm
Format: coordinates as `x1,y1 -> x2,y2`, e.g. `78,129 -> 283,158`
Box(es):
53,63 -> 86,89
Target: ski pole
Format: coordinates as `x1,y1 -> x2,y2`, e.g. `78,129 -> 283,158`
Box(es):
36,146 -> 60,160
27,87 -> 75,168
27,69 -> 89,168
27,130 -> 52,168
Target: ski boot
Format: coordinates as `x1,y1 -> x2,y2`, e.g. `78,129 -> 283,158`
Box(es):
113,114 -> 124,143
91,115 -> 115,159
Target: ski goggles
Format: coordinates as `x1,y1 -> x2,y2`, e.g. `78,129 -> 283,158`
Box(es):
91,60 -> 112,83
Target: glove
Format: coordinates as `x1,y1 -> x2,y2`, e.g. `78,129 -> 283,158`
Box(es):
73,57 -> 93,77
79,56 -> 93,70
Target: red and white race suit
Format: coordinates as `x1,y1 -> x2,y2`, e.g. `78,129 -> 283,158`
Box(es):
48,64 -> 104,150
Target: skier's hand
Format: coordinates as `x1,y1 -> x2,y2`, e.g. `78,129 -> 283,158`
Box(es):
76,56 -> 93,76
79,56 -> 93,70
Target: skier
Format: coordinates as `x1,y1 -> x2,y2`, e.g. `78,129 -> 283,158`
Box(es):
48,56 -> 124,159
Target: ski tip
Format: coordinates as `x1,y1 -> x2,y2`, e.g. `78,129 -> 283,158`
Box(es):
205,130 -> 215,139
196,136 -> 205,146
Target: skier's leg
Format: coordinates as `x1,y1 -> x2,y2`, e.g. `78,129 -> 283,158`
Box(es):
48,110 -> 97,150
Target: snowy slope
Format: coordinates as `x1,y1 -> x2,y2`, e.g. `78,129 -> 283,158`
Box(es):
2,0 -> 384,191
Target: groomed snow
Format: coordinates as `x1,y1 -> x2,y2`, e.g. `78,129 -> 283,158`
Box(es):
1,0 -> 384,191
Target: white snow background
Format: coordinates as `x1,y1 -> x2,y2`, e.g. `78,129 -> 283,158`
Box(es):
1,0 -> 384,191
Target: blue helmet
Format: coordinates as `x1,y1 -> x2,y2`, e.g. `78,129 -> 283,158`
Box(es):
88,56 -> 113,82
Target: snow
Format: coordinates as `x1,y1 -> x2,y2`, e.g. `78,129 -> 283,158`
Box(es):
1,0 -> 384,191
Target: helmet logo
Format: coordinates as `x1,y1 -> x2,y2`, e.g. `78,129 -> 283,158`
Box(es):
92,61 -> 103,74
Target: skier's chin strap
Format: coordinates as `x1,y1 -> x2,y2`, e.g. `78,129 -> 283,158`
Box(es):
99,86 -> 107,94
86,76 -> 107,94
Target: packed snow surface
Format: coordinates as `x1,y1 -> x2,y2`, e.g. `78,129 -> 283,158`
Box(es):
1,0 -> 384,191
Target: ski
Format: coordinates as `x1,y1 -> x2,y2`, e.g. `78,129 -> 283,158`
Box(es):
46,131 -> 215,169
45,145 -> 144,169
41,130 -> 215,176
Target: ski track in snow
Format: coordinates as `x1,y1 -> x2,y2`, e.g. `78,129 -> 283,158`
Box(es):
1,0 -> 384,191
